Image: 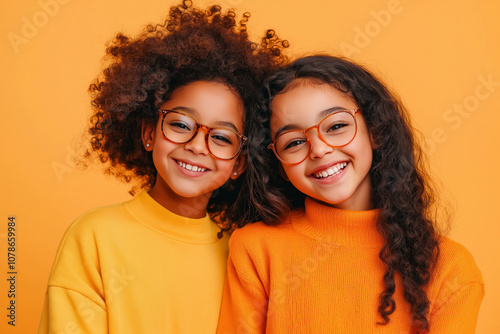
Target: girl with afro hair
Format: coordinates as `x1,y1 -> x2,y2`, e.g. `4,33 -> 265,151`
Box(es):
217,55 -> 484,333
38,1 -> 287,333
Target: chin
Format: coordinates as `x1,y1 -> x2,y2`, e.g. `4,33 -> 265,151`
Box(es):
173,190 -> 210,198
311,194 -> 352,208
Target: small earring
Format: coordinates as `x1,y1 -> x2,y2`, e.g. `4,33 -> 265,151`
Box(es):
146,144 -> 150,148
233,172 -> 238,176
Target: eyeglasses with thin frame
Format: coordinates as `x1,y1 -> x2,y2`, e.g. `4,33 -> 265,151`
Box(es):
267,109 -> 361,165
160,109 -> 247,160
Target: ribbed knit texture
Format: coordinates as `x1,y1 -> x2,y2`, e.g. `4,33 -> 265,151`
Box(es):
39,191 -> 229,334
217,197 -> 484,334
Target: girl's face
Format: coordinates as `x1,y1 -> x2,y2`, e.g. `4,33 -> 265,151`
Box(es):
143,81 -> 246,218
270,80 -> 374,211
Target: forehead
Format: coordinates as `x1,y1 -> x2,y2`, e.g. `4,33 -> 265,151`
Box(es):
161,81 -> 244,129
270,81 -> 356,129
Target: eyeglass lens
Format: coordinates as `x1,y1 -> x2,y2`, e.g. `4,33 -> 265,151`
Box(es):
161,111 -> 242,160
274,111 -> 357,164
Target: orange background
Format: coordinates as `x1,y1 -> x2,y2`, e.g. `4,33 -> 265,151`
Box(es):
1,0 -> 499,333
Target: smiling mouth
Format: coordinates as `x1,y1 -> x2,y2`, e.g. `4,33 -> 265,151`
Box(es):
312,162 -> 347,179
176,160 -> 207,172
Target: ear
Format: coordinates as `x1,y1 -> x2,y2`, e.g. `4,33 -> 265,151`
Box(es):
230,153 -> 247,180
141,120 -> 156,151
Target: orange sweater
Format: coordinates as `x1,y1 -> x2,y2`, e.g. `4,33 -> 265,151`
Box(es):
217,197 -> 484,333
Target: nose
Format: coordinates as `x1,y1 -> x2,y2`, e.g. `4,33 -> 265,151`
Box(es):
307,129 -> 334,160
184,127 -> 210,156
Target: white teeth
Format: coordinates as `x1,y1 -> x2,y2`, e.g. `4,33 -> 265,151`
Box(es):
177,160 -> 206,172
313,162 -> 347,179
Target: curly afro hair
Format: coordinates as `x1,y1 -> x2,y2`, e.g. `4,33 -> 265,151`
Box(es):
86,0 -> 288,230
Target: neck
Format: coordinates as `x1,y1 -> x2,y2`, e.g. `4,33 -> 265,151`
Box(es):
127,191 -> 221,243
316,196 -> 374,211
148,186 -> 211,219
291,197 -> 384,247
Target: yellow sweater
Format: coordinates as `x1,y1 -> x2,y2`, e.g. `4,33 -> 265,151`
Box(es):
39,191 -> 229,334
217,197 -> 484,333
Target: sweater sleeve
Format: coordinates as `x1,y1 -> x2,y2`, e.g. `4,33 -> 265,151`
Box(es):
38,286 -> 108,334
217,229 -> 270,334
38,214 -> 109,334
428,239 -> 485,334
428,282 -> 484,334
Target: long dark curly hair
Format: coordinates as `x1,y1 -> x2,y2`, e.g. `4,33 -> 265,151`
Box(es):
254,55 -> 440,331
85,0 -> 288,230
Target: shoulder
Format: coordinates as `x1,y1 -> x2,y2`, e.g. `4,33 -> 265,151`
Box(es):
426,236 -> 485,315
49,199 -> 135,275
229,220 -> 292,248
227,220 -> 293,261
226,221 -> 294,285
60,199 -> 132,244
430,236 -> 484,299
435,236 -> 483,281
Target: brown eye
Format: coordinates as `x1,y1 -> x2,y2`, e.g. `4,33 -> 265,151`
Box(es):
169,121 -> 192,131
327,122 -> 348,132
284,139 -> 307,150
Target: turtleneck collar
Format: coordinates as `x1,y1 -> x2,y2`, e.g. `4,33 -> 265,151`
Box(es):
124,191 -> 222,244
291,197 -> 384,248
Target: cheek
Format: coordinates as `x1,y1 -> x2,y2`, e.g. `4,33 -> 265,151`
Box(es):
352,136 -> 374,167
215,159 -> 237,174
277,163 -> 290,181
281,165 -> 302,184
151,144 -> 166,167
352,124 -> 374,157
151,139 -> 176,163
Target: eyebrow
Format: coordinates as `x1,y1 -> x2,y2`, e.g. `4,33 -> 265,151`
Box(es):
170,106 -> 240,132
274,106 -> 348,138
170,106 -> 198,115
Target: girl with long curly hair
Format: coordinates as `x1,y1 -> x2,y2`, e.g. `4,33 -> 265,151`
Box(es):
217,55 -> 484,333
38,1 -> 287,333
